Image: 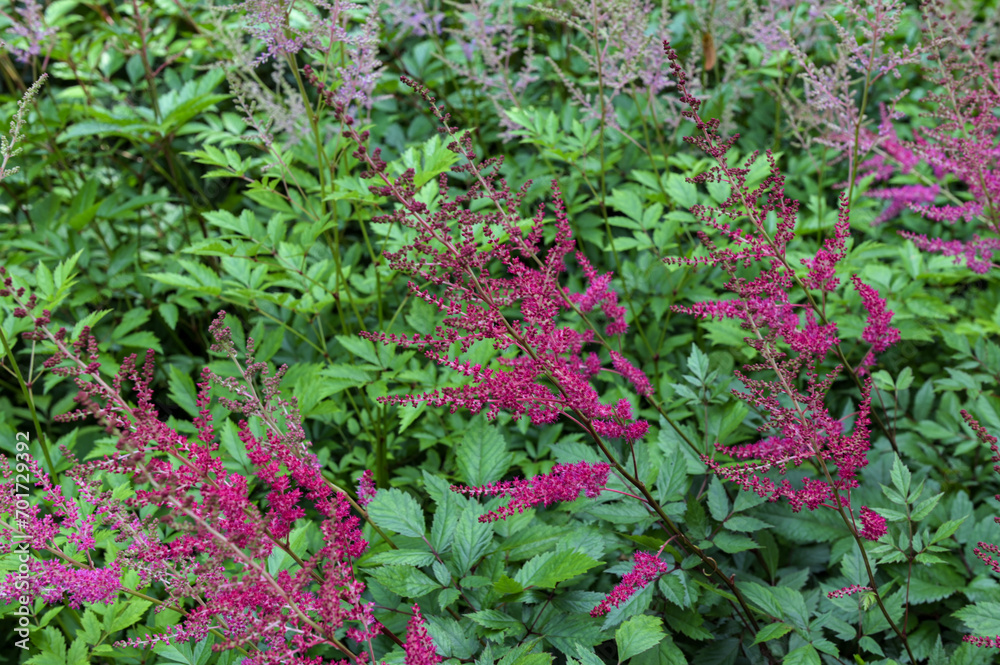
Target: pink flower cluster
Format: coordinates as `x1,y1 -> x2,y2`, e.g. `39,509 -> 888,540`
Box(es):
357,469 -> 377,507
590,551 -> 670,617
858,506 -> 887,541
661,40 -> 898,515
963,411 -> 1000,581
323,81 -> 651,444
0,291 -> 386,665
451,461 -> 611,522
404,604 -> 442,665
827,584 -> 873,600
856,15 -> 1000,274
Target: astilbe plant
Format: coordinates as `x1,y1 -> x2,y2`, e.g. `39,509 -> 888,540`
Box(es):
0,270 -> 434,665
859,3 -> 1000,273
317,63 -> 797,657
960,410 -> 1000,650
660,39 -> 915,659
321,72 -> 652,442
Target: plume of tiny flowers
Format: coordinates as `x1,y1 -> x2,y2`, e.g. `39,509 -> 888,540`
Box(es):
404,604 -> 442,665
318,75 -> 652,446
661,40 -> 899,515
962,410 -> 1000,650
858,506 -> 887,541
858,8 -> 1000,273
0,0 -> 57,64
590,551 -> 670,617
0,280 -> 388,664
451,461 -> 612,523
827,584 -> 873,600
357,470 -> 377,507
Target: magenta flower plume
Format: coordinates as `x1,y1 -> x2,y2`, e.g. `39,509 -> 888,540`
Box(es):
661,39 -> 898,514
324,79 -> 651,444
0,285 -> 387,663
961,410 -> 1000,651
590,551 -> 670,617
827,584 -> 873,600
858,11 -> 1000,274
451,461 -> 611,522
357,469 -> 377,507
858,506 -> 887,541
404,604 -> 442,665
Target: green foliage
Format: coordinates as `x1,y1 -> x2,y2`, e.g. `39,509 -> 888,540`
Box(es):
2,0 -> 1000,664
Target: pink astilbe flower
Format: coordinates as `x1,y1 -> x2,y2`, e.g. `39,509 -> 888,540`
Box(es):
661,40 -> 899,515
357,469 -> 377,507
404,604 -> 442,665
827,584 -> 873,599
1,0 -> 57,64
0,282 -> 389,664
858,506 -> 887,541
961,411 -> 1000,650
451,461 -> 611,522
859,10 -> 1000,273
850,275 -> 901,373
590,551 -> 670,617
321,77 -> 651,444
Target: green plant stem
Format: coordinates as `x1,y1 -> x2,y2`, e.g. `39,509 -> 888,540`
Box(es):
0,326 -> 56,482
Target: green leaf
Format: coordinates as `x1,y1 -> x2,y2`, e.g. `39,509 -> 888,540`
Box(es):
629,635 -> 688,665
724,515 -> 772,532
167,365 -> 200,418
740,582 -> 783,619
615,615 -> 664,663
367,565 -> 440,597
712,531 -> 757,553
707,477 -> 729,521
154,634 -> 216,665
954,602 -> 1000,635
468,609 -> 524,633
66,638 -> 88,665
514,550 -> 600,589
912,492 -> 943,520
453,506 -> 493,575
890,454 -> 912,498
494,575 -> 524,595
896,367 -> 914,391
108,599 -> 152,633
930,516 -> 968,544
27,627 -> 66,665
365,550 -> 437,567
367,488 -> 425,538
783,645 -> 821,665
751,622 -> 794,645
457,415 -> 510,487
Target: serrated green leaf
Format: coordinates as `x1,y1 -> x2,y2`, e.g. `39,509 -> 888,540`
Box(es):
494,575 -> 524,594
615,615 -> 664,663
457,416 -> 510,487
109,599 -> 152,633
367,488 -> 425,538
365,550 -> 437,567
514,550 -> 599,589
752,622 -> 794,645
912,492 -> 943,521
930,516 -> 968,544
454,506 -> 493,575
954,602 -> 1000,635
468,609 -> 524,632
707,477 -> 729,522
712,531 -> 757,553
783,645 -> 821,665
367,565 -> 439,597
890,454 -> 912,499
724,514 -> 772,532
